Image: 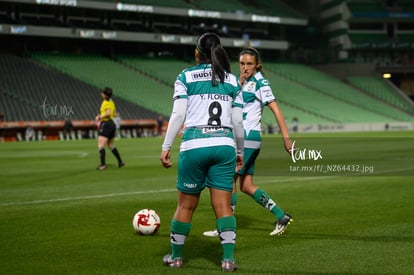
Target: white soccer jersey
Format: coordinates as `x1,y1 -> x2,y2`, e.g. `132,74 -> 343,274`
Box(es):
241,71 -> 276,148
173,64 -> 242,151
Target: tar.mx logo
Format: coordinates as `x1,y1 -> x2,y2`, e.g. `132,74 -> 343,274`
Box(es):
41,97 -> 74,119
290,140 -> 323,163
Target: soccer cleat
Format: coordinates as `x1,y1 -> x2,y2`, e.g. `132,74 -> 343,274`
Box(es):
270,213 -> 293,236
163,254 -> 182,268
221,259 -> 237,272
118,162 -> 125,168
203,229 -> 219,237
96,164 -> 107,170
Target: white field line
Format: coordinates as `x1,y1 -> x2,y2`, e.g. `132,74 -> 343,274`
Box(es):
1,167 -> 412,207
0,177 -> 328,207
4,151 -> 89,158
0,189 -> 176,207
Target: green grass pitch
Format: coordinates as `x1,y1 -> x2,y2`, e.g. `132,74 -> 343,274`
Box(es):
1,131 -> 413,274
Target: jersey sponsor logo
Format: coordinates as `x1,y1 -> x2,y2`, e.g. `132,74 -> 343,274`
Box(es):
183,182 -> 197,189
191,71 -> 213,80
201,127 -> 228,134
261,79 -> 270,86
191,71 -> 230,81
262,88 -> 274,99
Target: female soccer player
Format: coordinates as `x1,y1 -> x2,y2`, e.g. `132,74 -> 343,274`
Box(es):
160,33 -> 244,271
204,47 -> 294,237
95,87 -> 124,170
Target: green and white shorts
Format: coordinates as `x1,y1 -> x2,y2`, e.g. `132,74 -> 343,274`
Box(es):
176,145 -> 236,193
237,129 -> 262,175
237,147 -> 260,175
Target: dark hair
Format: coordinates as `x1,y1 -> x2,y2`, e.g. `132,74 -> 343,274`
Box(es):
240,47 -> 263,72
196,32 -> 231,86
102,87 -> 113,98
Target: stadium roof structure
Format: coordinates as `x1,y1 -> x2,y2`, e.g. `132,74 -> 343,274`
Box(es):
0,0 -> 308,50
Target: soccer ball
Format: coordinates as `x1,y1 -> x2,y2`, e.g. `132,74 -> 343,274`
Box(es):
132,209 -> 161,235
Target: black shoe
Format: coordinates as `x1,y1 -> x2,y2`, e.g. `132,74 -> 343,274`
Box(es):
118,162 -> 125,168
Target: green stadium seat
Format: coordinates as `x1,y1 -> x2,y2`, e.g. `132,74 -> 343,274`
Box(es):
348,76 -> 414,115
265,63 -> 414,123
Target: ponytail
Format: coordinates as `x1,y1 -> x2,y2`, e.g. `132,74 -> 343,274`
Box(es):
196,33 -> 231,86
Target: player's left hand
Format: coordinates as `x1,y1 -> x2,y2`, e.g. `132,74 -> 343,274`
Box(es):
235,155 -> 244,172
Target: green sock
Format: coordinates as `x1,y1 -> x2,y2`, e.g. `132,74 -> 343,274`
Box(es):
252,188 -> 285,220
216,216 -> 236,261
169,219 -> 191,259
231,192 -> 238,213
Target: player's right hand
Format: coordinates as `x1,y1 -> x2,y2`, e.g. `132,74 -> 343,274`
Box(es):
239,71 -> 248,85
160,150 -> 172,168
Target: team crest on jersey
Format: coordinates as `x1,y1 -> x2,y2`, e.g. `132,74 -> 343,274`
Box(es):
246,81 -> 255,91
